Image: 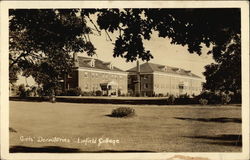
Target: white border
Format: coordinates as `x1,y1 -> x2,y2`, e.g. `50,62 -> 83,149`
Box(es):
1,1 -> 249,160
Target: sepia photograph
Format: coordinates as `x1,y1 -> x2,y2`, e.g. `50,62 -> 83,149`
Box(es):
1,1 -> 249,160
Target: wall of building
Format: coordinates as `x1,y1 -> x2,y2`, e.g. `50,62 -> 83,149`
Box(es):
77,68 -> 128,95
128,72 -> 202,97
153,72 -> 202,96
128,73 -> 154,96
139,74 -> 154,96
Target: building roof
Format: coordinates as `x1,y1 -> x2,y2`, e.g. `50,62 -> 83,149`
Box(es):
77,56 -> 125,72
127,62 -> 201,78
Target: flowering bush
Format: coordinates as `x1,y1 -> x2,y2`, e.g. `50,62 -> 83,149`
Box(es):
111,107 -> 135,118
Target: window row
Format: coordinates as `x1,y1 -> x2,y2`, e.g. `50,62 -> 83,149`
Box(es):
154,83 -> 201,90
83,72 -> 125,79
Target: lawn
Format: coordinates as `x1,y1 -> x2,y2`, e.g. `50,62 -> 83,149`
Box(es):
9,101 -> 242,152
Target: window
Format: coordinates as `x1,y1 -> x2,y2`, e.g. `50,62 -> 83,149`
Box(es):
84,72 -> 88,78
85,84 -> 88,89
179,85 -> 184,89
144,83 -> 149,89
91,59 -> 95,67
144,75 -> 148,79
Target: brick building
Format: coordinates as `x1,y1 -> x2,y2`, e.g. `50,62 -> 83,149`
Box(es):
127,62 -> 202,97
66,54 -> 128,96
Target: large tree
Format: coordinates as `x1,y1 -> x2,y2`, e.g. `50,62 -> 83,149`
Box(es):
9,9 -> 96,93
9,8 -> 241,94
203,34 -> 241,93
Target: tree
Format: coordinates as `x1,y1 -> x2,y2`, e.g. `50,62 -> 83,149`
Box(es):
95,9 -> 240,60
203,34 -> 241,94
9,9 -> 96,93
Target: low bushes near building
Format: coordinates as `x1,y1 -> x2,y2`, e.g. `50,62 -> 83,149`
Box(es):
111,107 -> 135,118
199,98 -> 208,105
17,84 -> 32,97
95,90 -> 103,96
221,93 -> 231,104
230,91 -> 241,104
197,90 -> 233,105
65,87 -> 82,96
175,94 -> 193,104
81,91 -> 95,96
166,95 -> 175,104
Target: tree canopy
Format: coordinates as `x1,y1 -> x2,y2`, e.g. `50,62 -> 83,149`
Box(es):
9,8 -> 241,95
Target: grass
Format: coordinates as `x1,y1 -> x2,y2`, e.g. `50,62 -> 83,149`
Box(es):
9,101 -> 241,152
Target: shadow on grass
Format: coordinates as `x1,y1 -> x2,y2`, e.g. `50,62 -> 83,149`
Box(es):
104,114 -> 136,118
105,114 -> 116,118
10,146 -> 154,153
184,134 -> 242,147
174,117 -> 241,123
10,97 -> 44,102
9,127 -> 17,133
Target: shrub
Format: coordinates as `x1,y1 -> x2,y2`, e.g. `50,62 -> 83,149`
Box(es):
197,91 -> 233,104
175,94 -> 192,104
81,91 -> 95,96
158,93 -> 164,97
17,84 -> 26,97
118,89 -> 121,96
221,93 -> 231,104
37,87 -> 44,97
66,87 -> 82,96
167,95 -> 175,104
55,89 -> 63,96
17,84 -> 32,97
179,93 -> 190,99
199,98 -> 208,105
95,90 -> 102,96
111,107 -> 135,118
230,91 -> 241,104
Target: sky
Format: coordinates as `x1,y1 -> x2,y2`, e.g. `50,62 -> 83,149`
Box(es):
16,13 -> 215,86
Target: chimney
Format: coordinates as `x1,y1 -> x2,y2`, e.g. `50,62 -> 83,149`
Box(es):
73,52 -> 78,67
136,60 -> 141,96
137,60 -> 140,73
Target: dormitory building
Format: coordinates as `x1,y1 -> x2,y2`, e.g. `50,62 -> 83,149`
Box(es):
66,55 -> 202,97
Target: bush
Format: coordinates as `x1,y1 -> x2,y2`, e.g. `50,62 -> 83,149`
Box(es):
167,95 -> 175,104
221,93 -> 231,104
118,89 -> 121,96
179,93 -> 190,99
65,87 -> 82,96
230,91 -> 241,103
17,84 -> 26,97
199,98 -> 208,105
95,90 -> 102,96
111,107 -> 135,118
55,89 -> 63,96
17,84 -> 31,97
158,93 -> 164,97
197,91 -> 232,104
81,91 -> 95,96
